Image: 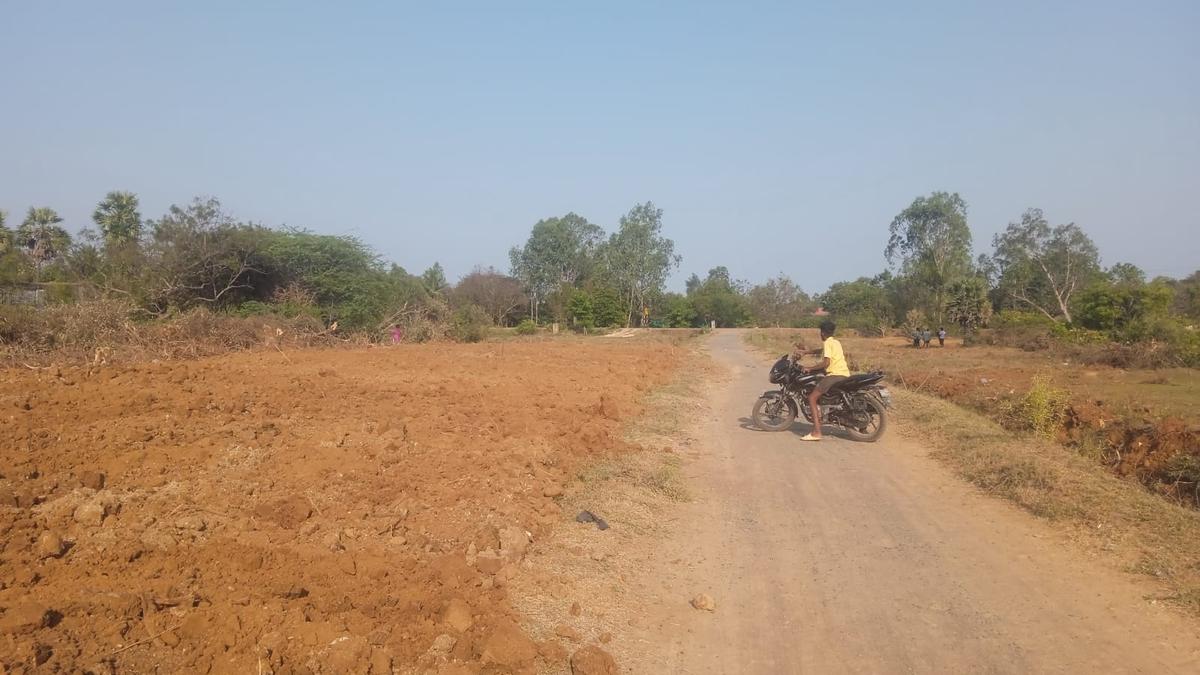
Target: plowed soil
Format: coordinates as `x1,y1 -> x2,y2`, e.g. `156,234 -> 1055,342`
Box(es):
0,340 -> 681,674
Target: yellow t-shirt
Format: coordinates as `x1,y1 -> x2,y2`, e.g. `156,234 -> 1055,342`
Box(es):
822,337 -> 850,377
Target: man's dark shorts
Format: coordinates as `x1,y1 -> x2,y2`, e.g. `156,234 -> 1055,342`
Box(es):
814,374 -> 848,395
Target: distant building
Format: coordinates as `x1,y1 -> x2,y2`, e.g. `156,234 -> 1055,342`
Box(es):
812,307 -> 829,316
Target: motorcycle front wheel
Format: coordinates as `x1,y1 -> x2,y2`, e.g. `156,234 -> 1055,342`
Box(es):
752,395 -> 796,432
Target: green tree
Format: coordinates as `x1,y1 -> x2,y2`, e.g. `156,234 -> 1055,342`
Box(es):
421,262 -> 447,294
590,286 -> 625,327
566,288 -> 596,329
944,277 -> 992,335
17,207 -> 72,281
989,208 -> 1100,323
258,229 -> 409,329
602,202 -> 681,326
885,192 -> 973,324
92,191 -> 142,246
1169,270 -> 1200,320
509,212 -> 604,323
819,277 -> 893,335
688,266 -> 750,327
1107,262 -> 1145,286
746,274 -> 811,327
1075,280 -> 1173,338
661,293 -> 697,327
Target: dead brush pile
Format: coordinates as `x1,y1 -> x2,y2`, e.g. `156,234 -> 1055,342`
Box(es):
0,300 -> 333,366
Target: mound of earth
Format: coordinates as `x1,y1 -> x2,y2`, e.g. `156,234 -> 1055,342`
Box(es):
0,340 -> 680,673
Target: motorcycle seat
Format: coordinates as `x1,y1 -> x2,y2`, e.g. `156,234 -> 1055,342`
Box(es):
827,371 -> 884,391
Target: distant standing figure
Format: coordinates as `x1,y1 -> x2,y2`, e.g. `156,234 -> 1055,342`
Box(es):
921,328 -> 932,348
912,331 -> 921,348
937,327 -> 947,347
390,325 -> 405,344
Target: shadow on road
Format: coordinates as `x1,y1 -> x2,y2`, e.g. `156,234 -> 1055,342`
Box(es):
737,416 -> 855,440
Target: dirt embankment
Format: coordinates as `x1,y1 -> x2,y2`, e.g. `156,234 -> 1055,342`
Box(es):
0,340 -> 680,674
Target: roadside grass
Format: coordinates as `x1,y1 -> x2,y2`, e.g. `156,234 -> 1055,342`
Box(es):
746,329 -> 1200,614
509,336 -> 712,672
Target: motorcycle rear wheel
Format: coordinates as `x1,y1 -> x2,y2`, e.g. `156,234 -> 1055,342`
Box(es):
752,396 -> 795,432
843,395 -> 887,442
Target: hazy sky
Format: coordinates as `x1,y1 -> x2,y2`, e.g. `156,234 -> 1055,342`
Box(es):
1,1 -> 1196,293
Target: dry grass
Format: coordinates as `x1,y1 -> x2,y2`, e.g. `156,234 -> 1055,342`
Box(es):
0,299 -> 336,366
893,387 -> 1200,611
508,340 -> 712,672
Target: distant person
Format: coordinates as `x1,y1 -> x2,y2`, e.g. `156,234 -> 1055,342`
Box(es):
921,328 -> 932,348
937,327 -> 947,347
797,320 -> 850,442
912,330 -> 921,348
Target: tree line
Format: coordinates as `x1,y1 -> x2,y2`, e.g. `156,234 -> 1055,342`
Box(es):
2,190 -> 1198,356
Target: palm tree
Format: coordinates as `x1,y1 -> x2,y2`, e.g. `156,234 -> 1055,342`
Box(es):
18,207 -> 71,281
93,191 -> 142,246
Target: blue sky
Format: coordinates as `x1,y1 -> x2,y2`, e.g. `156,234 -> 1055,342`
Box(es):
1,1 -> 1196,292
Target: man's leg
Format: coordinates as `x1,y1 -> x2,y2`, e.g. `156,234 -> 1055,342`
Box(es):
808,390 -> 822,438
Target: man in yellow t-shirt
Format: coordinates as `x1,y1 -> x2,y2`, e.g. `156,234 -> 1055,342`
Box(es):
799,320 -> 850,441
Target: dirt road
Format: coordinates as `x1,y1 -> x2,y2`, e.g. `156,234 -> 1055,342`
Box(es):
625,331 -> 1200,674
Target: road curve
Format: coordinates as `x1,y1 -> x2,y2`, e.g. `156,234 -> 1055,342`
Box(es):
624,330 -> 1200,674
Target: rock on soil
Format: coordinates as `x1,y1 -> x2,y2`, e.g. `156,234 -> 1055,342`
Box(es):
253,495 -> 313,529
36,530 -> 66,559
427,633 -> 457,657
79,470 -> 106,490
555,624 -> 582,641
73,493 -> 116,526
443,598 -> 474,632
570,645 -> 619,675
498,525 -> 531,563
691,593 -> 716,612
481,623 -> 538,667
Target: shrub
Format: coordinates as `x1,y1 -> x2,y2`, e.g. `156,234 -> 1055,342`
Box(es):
515,319 -> 537,336
449,304 -> 490,343
1003,375 -> 1069,438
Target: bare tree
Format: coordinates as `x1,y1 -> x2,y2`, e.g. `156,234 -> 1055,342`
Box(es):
143,197 -> 264,313
452,267 -> 527,326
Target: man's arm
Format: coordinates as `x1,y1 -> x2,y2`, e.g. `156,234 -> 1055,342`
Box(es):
792,343 -> 823,359
803,357 -> 830,373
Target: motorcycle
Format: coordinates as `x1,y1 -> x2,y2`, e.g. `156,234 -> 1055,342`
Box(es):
751,355 -> 891,441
